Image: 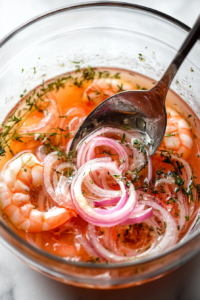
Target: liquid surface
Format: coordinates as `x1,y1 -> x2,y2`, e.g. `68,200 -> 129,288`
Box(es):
0,66 -> 200,263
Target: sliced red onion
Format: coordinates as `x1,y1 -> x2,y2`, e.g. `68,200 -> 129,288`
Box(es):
119,207 -> 153,225
87,198 -> 177,262
157,151 -> 192,189
69,116 -> 86,135
146,148 -> 152,183
137,191 -> 164,207
139,200 -> 178,253
87,218 -> 158,262
77,127 -> 136,169
155,177 -> 187,230
54,162 -> 76,209
177,190 -> 188,230
84,174 -> 121,199
63,223 -> 101,260
99,170 -> 113,190
93,196 -> 121,207
65,139 -> 72,154
61,107 -> 86,131
88,224 -> 125,262
155,177 -> 175,187
43,152 -> 76,212
132,204 -> 145,212
52,162 -> 75,189
109,218 -> 158,258
83,157 -> 122,199
18,99 -> 60,135
36,145 -> 47,162
71,158 -> 137,226
85,137 -> 129,172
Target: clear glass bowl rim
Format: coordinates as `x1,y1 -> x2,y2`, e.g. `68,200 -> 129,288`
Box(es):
0,1 -> 200,270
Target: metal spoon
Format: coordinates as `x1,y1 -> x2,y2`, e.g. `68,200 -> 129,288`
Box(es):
70,15 -> 200,155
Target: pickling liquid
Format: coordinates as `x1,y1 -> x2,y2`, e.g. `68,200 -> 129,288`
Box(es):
1,67 -> 200,262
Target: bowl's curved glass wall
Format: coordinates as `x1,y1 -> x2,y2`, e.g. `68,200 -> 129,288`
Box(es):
0,3 -> 200,289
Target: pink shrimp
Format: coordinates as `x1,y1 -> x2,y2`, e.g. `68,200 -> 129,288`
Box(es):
83,78 -> 133,105
0,152 -> 73,232
160,107 -> 194,158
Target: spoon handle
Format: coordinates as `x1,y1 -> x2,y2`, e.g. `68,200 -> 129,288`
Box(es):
154,15 -> 200,102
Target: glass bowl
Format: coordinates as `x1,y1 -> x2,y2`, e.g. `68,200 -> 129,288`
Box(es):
0,2 -> 200,289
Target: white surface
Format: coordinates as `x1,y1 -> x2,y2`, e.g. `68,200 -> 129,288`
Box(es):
1,1 -> 200,299
0,0 -> 200,41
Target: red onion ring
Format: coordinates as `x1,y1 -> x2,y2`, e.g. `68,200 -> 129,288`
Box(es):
119,207 -> 153,225
77,127 -> 137,169
36,145 -> 47,162
43,152 -> 76,213
87,198 -> 177,262
85,137 -> 129,172
71,158 -> 137,226
155,177 -> 187,230
157,151 -> 192,189
60,107 -> 86,131
65,139 -> 72,154
18,99 -> 60,135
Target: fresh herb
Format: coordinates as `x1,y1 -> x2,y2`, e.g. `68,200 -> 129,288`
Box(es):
136,84 -> 147,90
121,133 -> 126,144
121,157 -> 126,165
133,140 -> 147,155
138,53 -> 145,62
185,215 -> 189,221
117,83 -> 124,92
113,72 -> 121,79
113,174 -> 120,178
165,132 -> 178,137
87,257 -> 100,263
156,168 -> 165,177
99,150 -> 116,156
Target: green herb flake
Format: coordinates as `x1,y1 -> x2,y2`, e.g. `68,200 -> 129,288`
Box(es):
138,53 -> 145,62
121,133 -> 126,144
165,132 -> 178,137
185,215 -> 189,221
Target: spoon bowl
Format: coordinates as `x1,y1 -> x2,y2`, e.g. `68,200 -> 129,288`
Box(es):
71,15 -> 200,155
70,87 -> 166,155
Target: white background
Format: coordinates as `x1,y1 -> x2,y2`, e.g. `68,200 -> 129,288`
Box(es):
0,1 -> 200,299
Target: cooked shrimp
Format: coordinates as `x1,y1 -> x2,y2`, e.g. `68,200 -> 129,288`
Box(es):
160,107 -> 194,158
0,152 -> 73,232
83,78 -> 133,105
